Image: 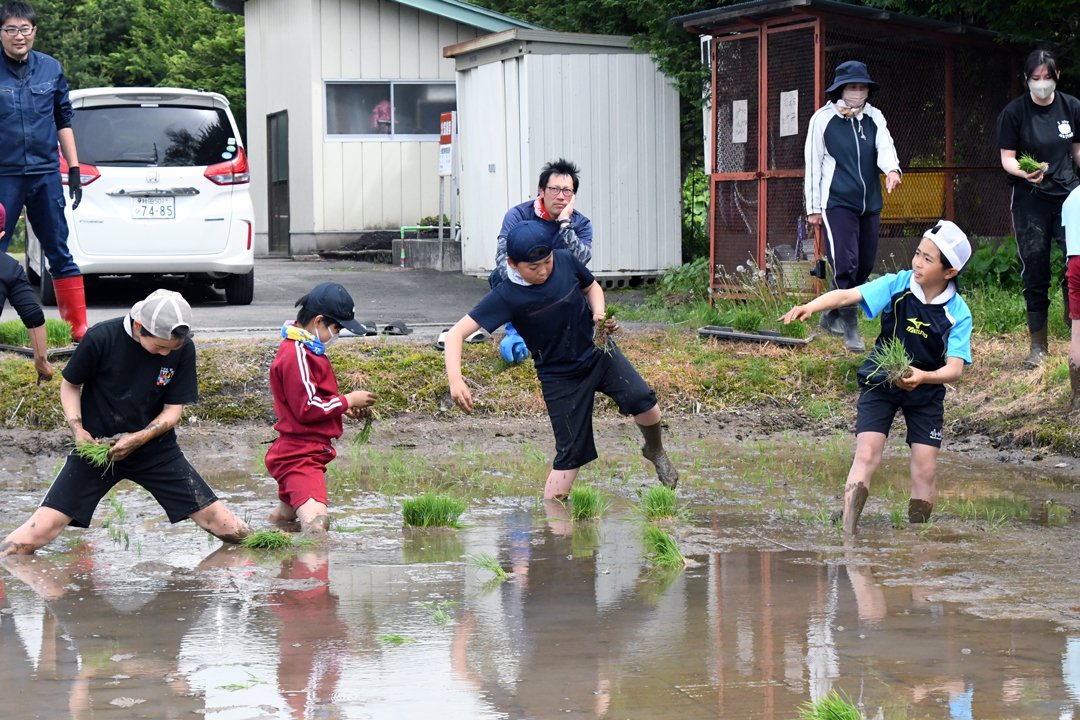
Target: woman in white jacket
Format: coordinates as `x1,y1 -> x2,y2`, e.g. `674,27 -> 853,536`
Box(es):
805,60 -> 902,352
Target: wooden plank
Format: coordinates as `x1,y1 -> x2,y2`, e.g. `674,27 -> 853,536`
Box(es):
381,142 -> 403,227
322,142 -> 345,230
340,0 -> 361,78
361,142 -> 383,228
417,10 -> 440,79
379,0 -> 399,79
359,0 -> 380,79
342,142 -> 364,229
398,4 -> 420,79
320,0 -> 342,79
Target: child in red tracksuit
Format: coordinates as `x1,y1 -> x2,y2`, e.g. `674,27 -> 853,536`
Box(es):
266,282 -> 376,534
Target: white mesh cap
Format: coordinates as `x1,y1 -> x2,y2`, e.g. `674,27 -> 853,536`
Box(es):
923,220 -> 971,271
131,289 -> 193,339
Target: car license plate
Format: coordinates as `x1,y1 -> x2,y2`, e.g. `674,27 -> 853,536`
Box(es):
132,197 -> 175,219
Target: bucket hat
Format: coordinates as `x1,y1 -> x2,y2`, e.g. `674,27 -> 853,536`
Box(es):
826,60 -> 880,93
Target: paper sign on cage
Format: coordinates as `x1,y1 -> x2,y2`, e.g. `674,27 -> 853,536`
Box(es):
732,100 -> 748,144
780,90 -> 798,137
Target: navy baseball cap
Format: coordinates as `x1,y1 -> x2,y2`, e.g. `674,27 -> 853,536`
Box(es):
506,220 -> 556,263
304,282 -> 367,335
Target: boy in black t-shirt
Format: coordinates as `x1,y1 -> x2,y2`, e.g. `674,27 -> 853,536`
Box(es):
443,221 -> 678,499
0,290 -> 252,556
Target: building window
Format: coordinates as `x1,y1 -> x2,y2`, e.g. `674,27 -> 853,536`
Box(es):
325,81 -> 455,140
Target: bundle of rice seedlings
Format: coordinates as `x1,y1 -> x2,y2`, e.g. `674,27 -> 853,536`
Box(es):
1018,153 -> 1049,175
568,485 -> 609,520
0,318 -> 72,347
352,408 -> 381,446
638,485 -> 684,520
594,307 -> 617,350
401,493 -> 466,528
731,307 -> 764,333
240,530 -> 295,550
642,524 -> 686,569
74,441 -> 114,475
795,689 -> 864,720
865,337 -> 913,387
470,552 -> 509,581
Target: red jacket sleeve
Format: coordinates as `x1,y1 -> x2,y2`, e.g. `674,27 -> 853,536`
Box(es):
279,341 -> 349,424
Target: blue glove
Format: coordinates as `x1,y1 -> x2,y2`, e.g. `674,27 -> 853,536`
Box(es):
500,334 -> 529,363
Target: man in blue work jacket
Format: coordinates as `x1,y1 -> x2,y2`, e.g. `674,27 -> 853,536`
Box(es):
0,1 -> 87,340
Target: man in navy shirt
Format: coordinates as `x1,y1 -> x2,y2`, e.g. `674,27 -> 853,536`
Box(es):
0,1 -> 88,341
445,221 -> 677,499
491,159 -> 593,363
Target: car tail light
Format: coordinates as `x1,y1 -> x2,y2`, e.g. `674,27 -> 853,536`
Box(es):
59,154 -> 101,185
204,147 -> 250,185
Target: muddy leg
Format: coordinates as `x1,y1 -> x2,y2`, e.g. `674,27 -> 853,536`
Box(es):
908,443 -> 938,524
842,432 -> 886,535
544,468 -> 579,501
295,499 -> 330,536
268,501 -> 297,523
189,501 -> 253,544
0,507 -> 72,556
1070,319 -> 1080,409
636,405 -> 678,489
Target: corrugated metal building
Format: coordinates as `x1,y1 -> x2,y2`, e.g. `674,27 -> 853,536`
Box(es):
227,0 -> 539,256
445,30 -> 682,282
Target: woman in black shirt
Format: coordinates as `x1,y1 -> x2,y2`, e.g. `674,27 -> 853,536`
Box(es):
997,49 -> 1080,367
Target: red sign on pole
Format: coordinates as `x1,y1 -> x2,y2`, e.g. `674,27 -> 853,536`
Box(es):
439,111 -> 453,176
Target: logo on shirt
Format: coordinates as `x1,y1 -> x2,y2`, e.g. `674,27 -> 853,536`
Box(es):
906,318 -> 929,338
1060,120 -> 1074,139
929,428 -> 943,441
157,368 -> 175,386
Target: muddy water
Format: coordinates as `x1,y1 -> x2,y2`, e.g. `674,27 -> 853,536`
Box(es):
3,501 -> 1080,718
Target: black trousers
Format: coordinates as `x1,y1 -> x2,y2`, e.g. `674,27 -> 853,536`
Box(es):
1010,187 -> 1067,316
822,207 -> 881,290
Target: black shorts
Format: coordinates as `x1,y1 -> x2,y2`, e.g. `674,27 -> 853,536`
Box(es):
541,344 -> 658,471
40,448 -> 219,528
855,384 -> 946,448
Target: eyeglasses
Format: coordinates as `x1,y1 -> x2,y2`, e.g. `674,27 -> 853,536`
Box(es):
1,26 -> 35,37
545,186 -> 574,196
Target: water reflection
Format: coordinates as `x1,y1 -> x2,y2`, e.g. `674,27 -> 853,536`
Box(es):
1,513 -> 1079,718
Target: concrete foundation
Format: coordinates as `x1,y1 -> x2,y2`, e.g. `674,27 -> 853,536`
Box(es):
391,239 -> 462,272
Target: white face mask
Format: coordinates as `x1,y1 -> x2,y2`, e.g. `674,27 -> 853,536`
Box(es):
842,87 -> 869,109
1029,79 -> 1056,101
319,321 -> 338,347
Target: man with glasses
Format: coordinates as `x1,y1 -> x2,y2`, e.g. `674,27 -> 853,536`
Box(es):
490,158 -> 594,363
0,1 -> 88,341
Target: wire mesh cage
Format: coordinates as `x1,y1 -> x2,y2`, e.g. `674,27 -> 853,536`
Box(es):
697,0 -> 1027,296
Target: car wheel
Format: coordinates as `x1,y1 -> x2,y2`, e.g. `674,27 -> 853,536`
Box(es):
40,255 -> 56,306
225,269 -> 254,305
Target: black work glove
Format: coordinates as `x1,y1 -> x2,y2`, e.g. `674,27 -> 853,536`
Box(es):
68,166 -> 82,210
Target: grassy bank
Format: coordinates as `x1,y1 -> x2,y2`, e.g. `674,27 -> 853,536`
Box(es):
2,323 -> 1078,454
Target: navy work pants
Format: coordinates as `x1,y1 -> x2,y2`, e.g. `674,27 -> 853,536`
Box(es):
0,172 -> 80,278
822,207 -> 881,290
1010,187 -> 1066,316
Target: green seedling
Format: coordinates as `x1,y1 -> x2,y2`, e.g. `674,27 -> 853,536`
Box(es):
594,306 -> 617,350
470,552 -> 510,581
379,635 -> 417,646
75,441 -> 114,475
217,672 -> 268,691
642,525 -> 686,569
0,317 -> 72,347
239,530 -> 314,550
795,689 -> 864,720
890,507 -> 905,529
866,337 -> 914,387
984,508 -> 1008,529
352,408 -> 382,446
1017,153 -> 1049,175
418,600 -> 458,625
568,485 -> 609,521
636,485 -> 686,520
401,493 -> 466,528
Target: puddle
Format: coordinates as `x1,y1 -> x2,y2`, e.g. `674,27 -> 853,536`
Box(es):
3,505 -> 1080,718
4,427 -> 1080,717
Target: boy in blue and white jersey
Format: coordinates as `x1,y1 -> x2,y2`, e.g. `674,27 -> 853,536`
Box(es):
782,220 -> 973,535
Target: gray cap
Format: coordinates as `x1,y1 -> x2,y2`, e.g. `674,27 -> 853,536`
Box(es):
131,289 -> 193,339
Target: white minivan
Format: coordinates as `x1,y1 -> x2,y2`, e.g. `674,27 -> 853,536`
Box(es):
27,87 -> 255,305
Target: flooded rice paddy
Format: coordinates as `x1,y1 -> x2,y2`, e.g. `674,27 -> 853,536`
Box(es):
2,421 -> 1080,718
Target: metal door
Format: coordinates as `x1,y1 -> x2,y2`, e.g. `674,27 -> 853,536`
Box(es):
709,19 -> 820,293
267,111 -> 290,256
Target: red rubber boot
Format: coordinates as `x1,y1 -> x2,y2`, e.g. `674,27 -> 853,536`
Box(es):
52,276 -> 88,342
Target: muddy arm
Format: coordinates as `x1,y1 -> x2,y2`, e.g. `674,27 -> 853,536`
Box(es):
60,379 -> 93,442
108,404 -> 183,461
